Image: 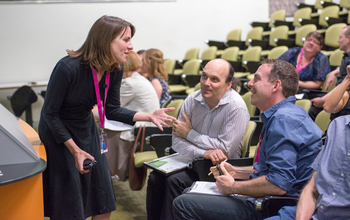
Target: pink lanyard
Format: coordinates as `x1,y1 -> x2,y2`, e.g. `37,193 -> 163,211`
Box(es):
92,69 -> 110,131
296,48 -> 314,73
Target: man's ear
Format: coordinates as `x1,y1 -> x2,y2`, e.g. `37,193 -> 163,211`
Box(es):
226,81 -> 233,91
273,79 -> 282,93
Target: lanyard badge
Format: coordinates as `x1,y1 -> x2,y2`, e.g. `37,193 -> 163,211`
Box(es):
92,69 -> 110,154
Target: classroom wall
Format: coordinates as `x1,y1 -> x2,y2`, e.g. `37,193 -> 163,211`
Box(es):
0,0 -> 315,126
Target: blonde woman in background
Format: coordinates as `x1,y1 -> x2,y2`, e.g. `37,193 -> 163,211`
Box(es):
142,48 -> 170,107
103,50 -> 159,181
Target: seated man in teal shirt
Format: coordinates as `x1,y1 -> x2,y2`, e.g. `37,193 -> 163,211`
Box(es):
173,59 -> 323,220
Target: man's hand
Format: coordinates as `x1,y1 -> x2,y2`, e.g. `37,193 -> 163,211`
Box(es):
172,112 -> 192,139
324,73 -> 336,91
214,163 -> 236,195
204,149 -> 227,165
311,97 -> 325,108
210,162 -> 253,180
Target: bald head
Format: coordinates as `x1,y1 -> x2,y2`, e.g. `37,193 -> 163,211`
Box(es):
200,59 -> 234,109
204,59 -> 234,83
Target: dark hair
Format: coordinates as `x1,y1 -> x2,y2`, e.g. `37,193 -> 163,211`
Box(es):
261,59 -> 299,98
226,63 -> 235,83
305,31 -> 324,48
67,15 -> 135,73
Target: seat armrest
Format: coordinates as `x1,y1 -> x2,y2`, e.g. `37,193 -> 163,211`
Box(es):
297,3 -> 317,13
245,61 -> 261,73
273,20 -> 293,30
255,196 -> 298,217
205,40 -> 227,50
251,22 -> 270,31
321,1 -> 338,8
326,17 -> 343,26
299,18 -> 318,26
250,39 -> 269,50
227,61 -> 243,72
168,74 -> 183,85
184,74 -> 201,88
226,40 -> 247,50
275,38 -> 295,48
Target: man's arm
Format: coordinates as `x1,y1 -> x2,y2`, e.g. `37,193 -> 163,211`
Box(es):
215,164 -> 286,197
324,68 -> 339,91
295,172 -> 319,220
323,67 -> 350,113
298,80 -> 323,90
172,96 -> 249,158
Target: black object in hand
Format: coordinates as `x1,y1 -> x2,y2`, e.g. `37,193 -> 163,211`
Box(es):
217,163 -> 224,175
83,159 -> 97,170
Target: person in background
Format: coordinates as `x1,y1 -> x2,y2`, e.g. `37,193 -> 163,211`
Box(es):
309,26 -> 350,120
323,65 -> 350,121
173,59 -> 322,220
278,31 -> 330,96
265,114 -> 350,220
39,15 -> 175,220
146,59 -> 250,220
103,50 -> 160,181
142,48 -> 170,107
137,49 -> 148,78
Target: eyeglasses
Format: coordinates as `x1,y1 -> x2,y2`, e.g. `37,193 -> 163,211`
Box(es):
305,38 -> 321,45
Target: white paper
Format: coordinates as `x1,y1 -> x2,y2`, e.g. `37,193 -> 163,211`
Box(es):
188,181 -> 249,198
295,94 -> 304,99
104,117 -> 133,131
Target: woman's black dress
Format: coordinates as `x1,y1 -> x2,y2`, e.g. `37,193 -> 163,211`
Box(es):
39,56 -> 136,220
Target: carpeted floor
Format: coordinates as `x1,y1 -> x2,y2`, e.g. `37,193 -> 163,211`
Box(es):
44,171 -> 149,220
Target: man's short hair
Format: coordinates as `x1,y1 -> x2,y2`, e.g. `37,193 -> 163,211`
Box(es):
261,59 -> 299,98
226,63 -> 235,83
343,26 -> 350,38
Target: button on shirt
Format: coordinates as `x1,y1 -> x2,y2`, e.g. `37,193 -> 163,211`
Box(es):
312,115 -> 350,220
251,96 -> 322,197
172,89 -> 250,159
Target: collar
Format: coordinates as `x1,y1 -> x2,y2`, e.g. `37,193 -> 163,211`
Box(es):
195,89 -> 233,109
343,51 -> 350,57
261,96 -> 296,123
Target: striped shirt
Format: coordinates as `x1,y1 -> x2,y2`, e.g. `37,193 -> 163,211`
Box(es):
172,89 -> 249,159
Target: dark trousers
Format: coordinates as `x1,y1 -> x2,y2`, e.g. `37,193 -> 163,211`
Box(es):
146,169 -> 199,220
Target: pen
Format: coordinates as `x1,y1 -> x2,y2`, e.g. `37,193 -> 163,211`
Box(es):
208,159 -> 227,176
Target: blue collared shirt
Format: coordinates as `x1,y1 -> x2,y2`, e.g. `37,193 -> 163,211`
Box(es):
312,115 -> 350,220
251,96 -> 322,197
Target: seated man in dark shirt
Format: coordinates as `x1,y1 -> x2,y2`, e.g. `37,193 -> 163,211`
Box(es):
173,59 -> 323,220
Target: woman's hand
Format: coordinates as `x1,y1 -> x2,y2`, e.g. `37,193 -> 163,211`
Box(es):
74,150 -> 95,174
64,139 -> 95,174
149,107 -> 176,130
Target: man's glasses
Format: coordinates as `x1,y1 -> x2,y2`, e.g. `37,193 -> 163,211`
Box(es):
305,38 -> 321,45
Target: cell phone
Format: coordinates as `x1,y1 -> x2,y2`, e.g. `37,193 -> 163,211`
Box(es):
217,163 -> 224,175
83,159 -> 97,170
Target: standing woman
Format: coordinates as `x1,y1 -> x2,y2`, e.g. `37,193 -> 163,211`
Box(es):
142,48 -> 170,107
39,15 -> 175,220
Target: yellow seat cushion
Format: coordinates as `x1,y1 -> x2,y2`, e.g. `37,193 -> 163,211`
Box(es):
169,85 -> 189,93
134,151 -> 158,168
234,72 -> 250,78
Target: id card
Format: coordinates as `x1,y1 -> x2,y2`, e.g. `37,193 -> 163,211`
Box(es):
100,133 -> 108,154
